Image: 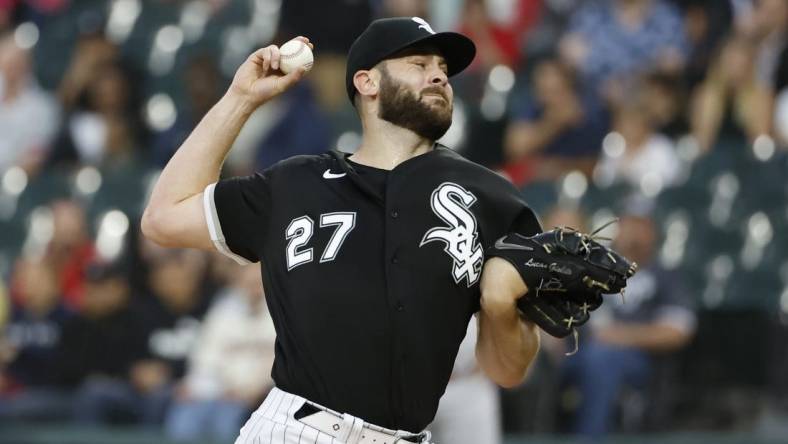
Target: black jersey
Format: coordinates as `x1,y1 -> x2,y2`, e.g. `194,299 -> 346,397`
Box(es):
204,145 -> 541,432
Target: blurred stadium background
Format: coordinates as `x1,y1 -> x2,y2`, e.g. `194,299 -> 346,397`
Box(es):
0,0 -> 787,443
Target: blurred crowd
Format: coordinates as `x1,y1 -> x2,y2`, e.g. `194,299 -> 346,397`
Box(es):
0,0 -> 787,442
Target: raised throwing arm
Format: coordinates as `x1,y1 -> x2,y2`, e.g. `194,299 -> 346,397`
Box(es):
141,39 -> 311,249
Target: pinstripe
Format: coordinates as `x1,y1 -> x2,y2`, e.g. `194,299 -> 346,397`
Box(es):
286,395 -> 301,425
256,419 -> 274,444
316,431 -> 330,444
263,389 -> 284,419
280,418 -> 288,444
273,390 -> 287,418
245,412 -> 267,443
258,393 -> 285,444
250,391 -> 282,444
279,394 -> 296,425
269,421 -> 277,444
239,388 -> 433,444
243,413 -> 260,444
299,421 -> 320,444
245,393 -> 276,444
280,396 -> 297,442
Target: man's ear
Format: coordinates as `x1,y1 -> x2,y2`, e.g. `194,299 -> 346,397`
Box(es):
353,69 -> 380,99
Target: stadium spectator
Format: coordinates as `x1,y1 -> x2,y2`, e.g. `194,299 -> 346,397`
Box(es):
61,262 -> 150,424
560,204 -> 696,438
638,72 -> 688,138
151,54 -> 225,168
680,0 -> 734,88
246,82 -> 333,172
165,265 -> 276,442
457,0 -> 541,71
735,0 -> 787,90
49,60 -> 146,170
776,70 -> 788,146
594,82 -> 682,190
57,33 -> 119,112
504,58 -> 608,184
559,0 -> 688,103
0,258 -> 73,421
521,0 -> 585,59
690,34 -> 773,153
430,318 -> 501,444
498,205 -> 590,435
45,200 -> 96,310
132,249 -> 211,424
0,32 -> 60,175
275,0 -> 372,114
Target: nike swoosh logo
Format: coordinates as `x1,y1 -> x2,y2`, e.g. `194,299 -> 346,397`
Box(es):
494,237 -> 534,251
323,169 -> 346,179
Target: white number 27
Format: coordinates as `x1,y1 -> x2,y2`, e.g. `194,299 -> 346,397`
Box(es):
286,212 -> 356,270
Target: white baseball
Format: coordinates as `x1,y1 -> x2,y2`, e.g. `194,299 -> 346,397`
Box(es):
278,39 -> 313,74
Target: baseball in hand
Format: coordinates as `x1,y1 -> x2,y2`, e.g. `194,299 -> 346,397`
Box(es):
278,39 -> 313,74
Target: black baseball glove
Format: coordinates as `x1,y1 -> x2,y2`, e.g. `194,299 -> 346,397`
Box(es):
487,226 -> 638,339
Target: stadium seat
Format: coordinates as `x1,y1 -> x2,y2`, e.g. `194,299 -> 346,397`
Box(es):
519,180 -> 558,216
674,309 -> 774,429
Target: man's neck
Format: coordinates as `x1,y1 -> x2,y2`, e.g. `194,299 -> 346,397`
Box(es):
351,118 -> 435,170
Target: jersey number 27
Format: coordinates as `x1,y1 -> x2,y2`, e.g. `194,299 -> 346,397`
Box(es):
285,212 -> 356,270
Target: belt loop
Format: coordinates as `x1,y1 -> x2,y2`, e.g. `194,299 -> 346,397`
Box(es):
334,413 -> 352,442
344,414 -> 365,444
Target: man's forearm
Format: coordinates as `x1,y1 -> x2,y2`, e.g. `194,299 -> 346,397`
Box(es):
476,296 -> 540,388
141,41 -> 308,249
147,92 -> 256,209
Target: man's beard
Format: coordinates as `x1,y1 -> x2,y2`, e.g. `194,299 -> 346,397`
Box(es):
377,69 -> 453,141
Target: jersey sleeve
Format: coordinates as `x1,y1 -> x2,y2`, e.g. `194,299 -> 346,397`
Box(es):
479,177 -> 542,249
203,172 -> 272,265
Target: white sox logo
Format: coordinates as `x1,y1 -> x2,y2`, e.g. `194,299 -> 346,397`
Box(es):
420,182 -> 483,287
412,17 -> 436,34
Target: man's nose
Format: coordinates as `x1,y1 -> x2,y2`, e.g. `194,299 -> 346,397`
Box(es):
429,67 -> 448,86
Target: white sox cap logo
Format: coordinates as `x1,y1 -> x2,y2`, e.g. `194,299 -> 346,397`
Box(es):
420,182 -> 483,287
412,17 -> 436,34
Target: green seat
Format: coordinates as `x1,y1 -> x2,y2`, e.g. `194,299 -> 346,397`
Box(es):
580,182 -> 635,215
87,163 -> 150,228
519,181 -> 557,216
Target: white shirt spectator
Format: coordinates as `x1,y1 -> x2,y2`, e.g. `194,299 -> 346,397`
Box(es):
596,133 -> 681,190
0,74 -> 59,171
183,287 -> 276,400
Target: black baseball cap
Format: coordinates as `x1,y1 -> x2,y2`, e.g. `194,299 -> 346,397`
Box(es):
345,17 -> 476,104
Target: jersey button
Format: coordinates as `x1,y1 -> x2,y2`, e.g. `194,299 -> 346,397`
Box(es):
390,210 -> 399,219
391,256 -> 399,264
397,304 -> 405,312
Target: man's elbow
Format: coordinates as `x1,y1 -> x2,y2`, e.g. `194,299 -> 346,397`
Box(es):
481,352 -> 538,389
141,207 -> 175,247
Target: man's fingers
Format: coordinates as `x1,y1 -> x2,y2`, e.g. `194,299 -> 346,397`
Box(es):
249,45 -> 280,73
270,45 -> 281,71
294,36 -> 314,51
278,66 -> 306,90
261,46 -> 271,73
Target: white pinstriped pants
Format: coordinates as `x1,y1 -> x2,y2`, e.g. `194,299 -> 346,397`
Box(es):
234,388 -> 432,444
